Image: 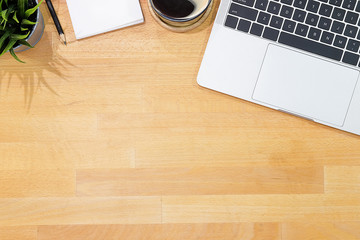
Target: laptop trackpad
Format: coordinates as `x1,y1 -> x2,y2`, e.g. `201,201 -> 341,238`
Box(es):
252,44 -> 359,126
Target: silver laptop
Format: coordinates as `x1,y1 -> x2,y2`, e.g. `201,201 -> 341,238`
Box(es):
198,0 -> 360,135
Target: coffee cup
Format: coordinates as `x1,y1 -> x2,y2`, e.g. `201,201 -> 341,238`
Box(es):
149,0 -> 213,30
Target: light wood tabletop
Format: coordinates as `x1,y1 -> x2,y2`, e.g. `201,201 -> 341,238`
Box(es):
1,0 -> 360,239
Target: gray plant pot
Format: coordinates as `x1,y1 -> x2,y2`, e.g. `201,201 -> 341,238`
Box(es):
13,1 -> 45,52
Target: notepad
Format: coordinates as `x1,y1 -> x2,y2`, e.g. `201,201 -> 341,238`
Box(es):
66,0 -> 144,39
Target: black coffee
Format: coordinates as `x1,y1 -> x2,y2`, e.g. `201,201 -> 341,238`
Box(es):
152,0 -> 195,18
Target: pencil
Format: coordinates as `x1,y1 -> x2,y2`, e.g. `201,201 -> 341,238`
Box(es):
45,0 -> 67,45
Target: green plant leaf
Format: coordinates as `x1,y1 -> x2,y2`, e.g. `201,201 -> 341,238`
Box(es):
21,19 -> 37,25
25,0 -> 43,18
0,29 -> 11,50
18,39 -> 33,48
0,38 -> 17,56
1,19 -> 5,29
1,9 -> 7,21
9,48 -> 25,63
12,11 -> 18,23
17,0 -> 25,18
10,31 -> 29,40
1,0 -> 42,63
1,4 -> 14,23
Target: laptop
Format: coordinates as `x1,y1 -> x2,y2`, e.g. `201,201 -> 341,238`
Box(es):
197,0 -> 360,135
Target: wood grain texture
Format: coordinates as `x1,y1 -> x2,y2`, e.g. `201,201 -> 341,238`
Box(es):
282,222 -> 360,240
162,194 -> 360,223
0,197 -> 161,226
325,166 -> 360,193
0,0 -> 360,239
0,226 -> 37,240
0,170 -> 75,197
38,223 -> 280,240
77,167 -> 324,196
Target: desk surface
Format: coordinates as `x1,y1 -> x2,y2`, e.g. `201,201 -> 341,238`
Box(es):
1,0 -> 360,239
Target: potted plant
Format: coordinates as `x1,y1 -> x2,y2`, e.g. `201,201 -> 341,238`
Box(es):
0,0 -> 44,63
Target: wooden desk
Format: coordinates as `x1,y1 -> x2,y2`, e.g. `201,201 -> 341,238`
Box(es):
1,0 -> 360,239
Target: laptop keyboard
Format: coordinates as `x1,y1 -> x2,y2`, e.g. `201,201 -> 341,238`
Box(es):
225,0 -> 360,67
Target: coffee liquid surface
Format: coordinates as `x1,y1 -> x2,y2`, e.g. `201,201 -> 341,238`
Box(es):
153,0 -> 195,18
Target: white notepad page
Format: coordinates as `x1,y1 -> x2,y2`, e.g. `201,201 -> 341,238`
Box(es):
66,0 -> 144,39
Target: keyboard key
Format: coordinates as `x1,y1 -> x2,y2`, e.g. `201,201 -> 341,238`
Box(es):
345,11 -> 359,24
283,19 -> 296,32
344,24 -> 358,38
263,27 -> 280,41
270,16 -> 284,29
225,15 -> 239,29
267,1 -> 281,14
332,7 -> 345,21
306,13 -> 319,26
229,3 -> 258,21
319,4 -> 333,17
280,5 -> 294,18
250,23 -> 264,36
343,51 -> 359,65
295,23 -> 309,36
356,1 -> 360,12
293,0 -> 307,9
329,0 -> 341,7
306,0 -> 320,13
320,31 -> 334,44
318,17 -> 332,30
331,21 -> 345,34
293,9 -> 306,22
233,0 -> 255,7
278,32 -> 343,61
346,39 -> 360,52
257,11 -> 271,24
308,27 -> 322,40
342,0 -> 356,10
255,0 -> 268,10
334,35 -> 347,48
281,0 -> 293,5
237,19 -> 252,32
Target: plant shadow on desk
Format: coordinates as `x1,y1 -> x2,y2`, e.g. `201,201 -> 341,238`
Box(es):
0,32 -> 74,111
